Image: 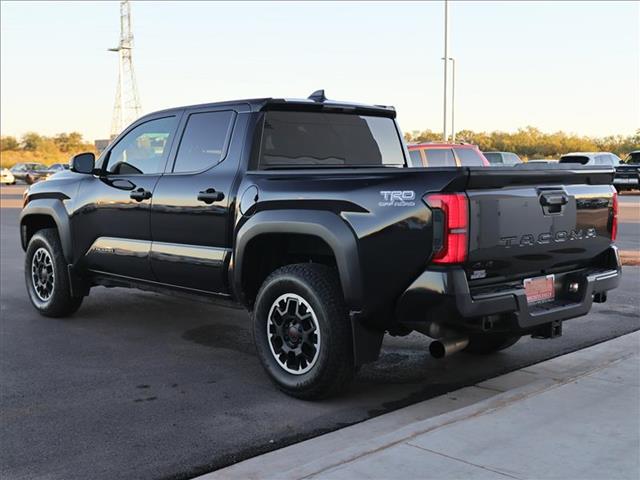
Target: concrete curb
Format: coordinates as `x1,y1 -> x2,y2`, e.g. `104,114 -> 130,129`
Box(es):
202,332 -> 639,480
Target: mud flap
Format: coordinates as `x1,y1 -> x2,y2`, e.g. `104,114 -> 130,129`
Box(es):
67,264 -> 89,298
350,311 -> 384,366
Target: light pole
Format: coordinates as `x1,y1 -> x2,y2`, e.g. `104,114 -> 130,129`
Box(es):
442,0 -> 449,142
442,57 -> 456,142
450,57 -> 456,142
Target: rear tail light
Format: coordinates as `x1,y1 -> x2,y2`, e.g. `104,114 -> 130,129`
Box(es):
611,192 -> 618,241
425,193 -> 469,264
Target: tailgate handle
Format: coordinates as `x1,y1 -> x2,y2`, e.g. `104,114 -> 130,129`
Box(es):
540,193 -> 569,206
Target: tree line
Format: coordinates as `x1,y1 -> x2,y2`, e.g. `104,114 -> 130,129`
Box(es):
1,132 -> 95,154
1,127 -> 639,167
0,132 -> 96,168
404,126 -> 640,159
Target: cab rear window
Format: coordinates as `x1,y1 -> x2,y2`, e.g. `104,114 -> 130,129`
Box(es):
259,111 -> 405,168
559,155 -> 590,164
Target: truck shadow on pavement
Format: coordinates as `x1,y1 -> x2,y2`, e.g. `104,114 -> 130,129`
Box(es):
182,323 -> 256,356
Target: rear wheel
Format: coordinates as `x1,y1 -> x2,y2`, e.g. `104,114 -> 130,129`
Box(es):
464,332 -> 521,354
25,228 -> 83,317
253,264 -> 354,399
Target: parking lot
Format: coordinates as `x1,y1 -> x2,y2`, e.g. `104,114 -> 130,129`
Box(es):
1,184 -> 638,480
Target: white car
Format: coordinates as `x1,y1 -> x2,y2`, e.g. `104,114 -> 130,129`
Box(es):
558,152 -> 621,166
0,168 -> 16,185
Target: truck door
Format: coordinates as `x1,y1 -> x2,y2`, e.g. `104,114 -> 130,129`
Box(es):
149,107 -> 242,293
74,115 -> 180,280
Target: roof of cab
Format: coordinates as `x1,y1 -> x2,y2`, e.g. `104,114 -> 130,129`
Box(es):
561,152 -> 614,157
139,90 -> 396,121
408,142 -> 480,149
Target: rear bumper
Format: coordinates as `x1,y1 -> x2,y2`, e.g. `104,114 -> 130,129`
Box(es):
614,177 -> 639,185
396,246 -> 621,331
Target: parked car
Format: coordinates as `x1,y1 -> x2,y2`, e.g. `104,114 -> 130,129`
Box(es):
559,152 -> 621,166
43,163 -> 70,180
615,150 -> 640,192
407,143 -> 490,167
9,162 -> 48,184
1,168 -> 16,184
559,152 -> 628,191
483,151 -> 522,166
47,163 -> 69,172
20,92 -> 620,399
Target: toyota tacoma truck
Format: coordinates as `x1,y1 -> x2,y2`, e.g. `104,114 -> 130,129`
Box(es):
20,91 -> 621,399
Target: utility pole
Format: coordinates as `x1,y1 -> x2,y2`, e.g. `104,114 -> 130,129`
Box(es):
450,57 -> 456,142
442,0 -> 449,142
109,0 -> 142,138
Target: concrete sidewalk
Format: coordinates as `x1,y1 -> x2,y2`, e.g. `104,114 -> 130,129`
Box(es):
204,332 -> 640,480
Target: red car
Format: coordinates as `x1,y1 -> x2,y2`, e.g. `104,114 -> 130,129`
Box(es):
407,142 -> 490,167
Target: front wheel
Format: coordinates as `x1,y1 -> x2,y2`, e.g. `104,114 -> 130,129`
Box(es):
25,228 -> 83,317
253,264 -> 354,399
464,332 -> 521,354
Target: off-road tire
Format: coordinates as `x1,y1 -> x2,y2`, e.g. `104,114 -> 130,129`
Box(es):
25,228 -> 83,317
464,332 -> 521,354
253,264 -> 354,400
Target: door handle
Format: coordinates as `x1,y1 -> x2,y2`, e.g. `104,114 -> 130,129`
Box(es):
540,192 -> 569,206
197,188 -> 225,204
130,187 -> 152,202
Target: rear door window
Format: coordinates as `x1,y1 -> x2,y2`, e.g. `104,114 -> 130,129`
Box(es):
259,111 -> 405,168
424,148 -> 456,167
595,155 -> 613,165
173,110 -> 235,173
409,149 -> 423,166
626,152 -> 640,164
454,148 -> 485,166
483,153 -> 503,165
504,153 -> 522,165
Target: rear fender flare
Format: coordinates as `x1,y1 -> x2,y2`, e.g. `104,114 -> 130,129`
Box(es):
232,209 -> 364,310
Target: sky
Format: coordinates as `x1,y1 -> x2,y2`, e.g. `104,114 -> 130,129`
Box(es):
1,1 -> 638,141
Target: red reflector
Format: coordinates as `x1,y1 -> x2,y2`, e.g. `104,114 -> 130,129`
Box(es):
611,192 -> 618,241
425,193 -> 469,264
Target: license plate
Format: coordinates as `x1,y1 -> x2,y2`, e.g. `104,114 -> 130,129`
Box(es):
524,275 -> 555,305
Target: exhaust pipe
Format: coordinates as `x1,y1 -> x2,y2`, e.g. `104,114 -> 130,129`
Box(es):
429,336 -> 469,359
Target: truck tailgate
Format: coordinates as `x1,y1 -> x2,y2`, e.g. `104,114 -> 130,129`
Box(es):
465,167 -> 615,282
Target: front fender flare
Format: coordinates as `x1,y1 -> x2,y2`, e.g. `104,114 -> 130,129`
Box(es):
20,198 -> 73,264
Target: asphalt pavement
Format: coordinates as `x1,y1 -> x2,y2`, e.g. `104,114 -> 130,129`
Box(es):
1,185 -> 639,480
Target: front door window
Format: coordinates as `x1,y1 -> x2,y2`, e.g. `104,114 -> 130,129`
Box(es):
105,116 -> 178,175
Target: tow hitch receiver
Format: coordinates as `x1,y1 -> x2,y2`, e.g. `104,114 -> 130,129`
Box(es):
532,320 -> 563,339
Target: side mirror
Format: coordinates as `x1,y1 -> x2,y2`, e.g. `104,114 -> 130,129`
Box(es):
70,152 -> 95,174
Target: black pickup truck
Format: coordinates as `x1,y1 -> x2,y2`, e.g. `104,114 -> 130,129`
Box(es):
20,92 -> 621,398
615,150 -> 640,192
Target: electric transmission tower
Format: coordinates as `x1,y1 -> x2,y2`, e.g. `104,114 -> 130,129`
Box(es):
109,0 -> 142,137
